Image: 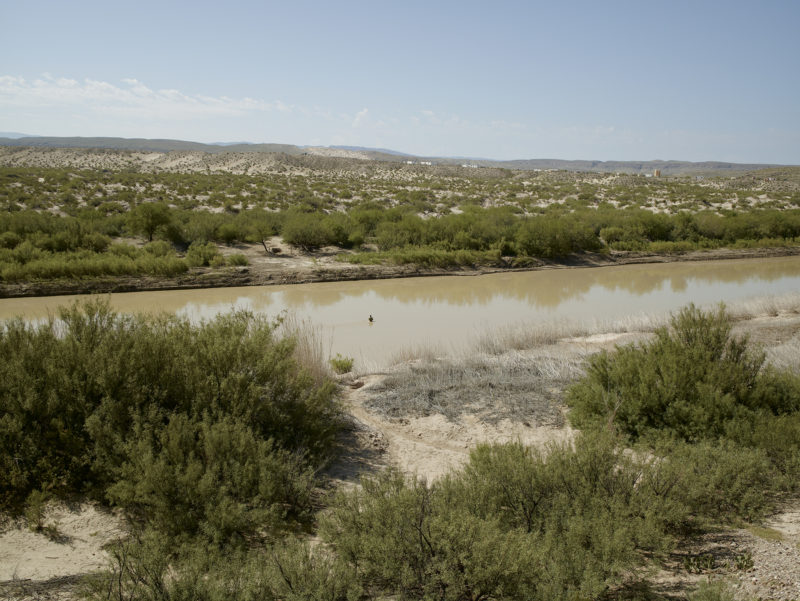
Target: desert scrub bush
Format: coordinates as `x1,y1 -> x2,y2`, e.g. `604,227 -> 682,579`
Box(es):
24,488 -> 50,532
227,252 -> 248,266
126,201 -> 172,242
319,434 -> 684,601
0,300 -> 340,541
106,414 -> 317,543
185,240 -> 221,267
0,250 -> 188,281
567,304 -> 798,442
209,253 -> 227,268
648,439 -> 776,524
321,469 -> 537,601
339,247 -> 503,268
329,353 -> 354,374
142,240 -> 174,257
88,532 -> 360,601
566,303 -> 800,522
515,215 -> 602,258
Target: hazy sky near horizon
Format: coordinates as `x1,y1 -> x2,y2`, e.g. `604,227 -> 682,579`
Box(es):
1,0 -> 798,163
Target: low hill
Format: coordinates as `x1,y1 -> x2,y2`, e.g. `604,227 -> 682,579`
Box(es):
0,136 -> 791,175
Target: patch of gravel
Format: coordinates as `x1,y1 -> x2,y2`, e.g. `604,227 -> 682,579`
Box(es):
733,528 -> 800,601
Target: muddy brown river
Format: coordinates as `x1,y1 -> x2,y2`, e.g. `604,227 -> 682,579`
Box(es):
2,256 -> 800,369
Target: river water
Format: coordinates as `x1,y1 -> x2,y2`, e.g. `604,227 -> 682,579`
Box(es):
1,256 -> 799,368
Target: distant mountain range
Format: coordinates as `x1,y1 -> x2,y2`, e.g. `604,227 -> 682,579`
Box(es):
0,132 -> 39,139
0,135 -> 789,176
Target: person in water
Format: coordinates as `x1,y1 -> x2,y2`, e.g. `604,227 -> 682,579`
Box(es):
369,315 -> 374,323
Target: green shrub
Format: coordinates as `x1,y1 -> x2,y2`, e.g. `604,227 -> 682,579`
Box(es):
647,240 -> 698,253
322,469 -> 537,601
106,414 -> 316,543
516,216 -> 602,258
127,202 -> 172,242
88,533 -> 359,601
340,247 -> 502,268
108,242 -> 138,257
567,304 -> 788,442
258,538 -> 361,601
24,489 -> 50,532
227,253 -> 249,266
321,434 -> 676,601
329,353 -> 354,374
0,301 -> 340,542
566,303 -> 800,523
209,253 -> 226,268
0,250 -> 188,281
143,240 -> 174,257
185,241 -> 220,267
216,222 -> 241,245
0,231 -> 22,249
643,439 -> 777,525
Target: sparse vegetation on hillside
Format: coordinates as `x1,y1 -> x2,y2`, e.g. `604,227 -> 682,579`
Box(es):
2,163 -> 800,286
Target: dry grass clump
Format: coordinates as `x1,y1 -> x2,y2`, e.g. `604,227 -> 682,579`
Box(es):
365,347 -> 587,424
725,292 -> 800,319
275,312 -> 334,383
471,312 -> 668,355
385,342 -> 445,366
766,335 -> 800,371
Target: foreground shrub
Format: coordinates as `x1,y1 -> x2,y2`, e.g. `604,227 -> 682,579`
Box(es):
566,303 -> 800,523
87,533 -> 360,601
88,434 -> 785,600
106,415 -> 316,544
320,434 -> 676,601
0,301 -> 340,541
567,304 -> 799,442
650,439 -> 776,523
322,469 -> 537,601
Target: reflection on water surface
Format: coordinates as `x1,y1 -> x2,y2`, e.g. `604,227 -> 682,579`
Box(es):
2,256 -> 800,368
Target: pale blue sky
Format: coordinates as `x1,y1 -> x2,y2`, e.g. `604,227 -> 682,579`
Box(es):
1,0 -> 798,162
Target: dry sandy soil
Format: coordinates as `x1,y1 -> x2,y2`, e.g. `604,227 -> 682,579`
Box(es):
1,309 -> 799,600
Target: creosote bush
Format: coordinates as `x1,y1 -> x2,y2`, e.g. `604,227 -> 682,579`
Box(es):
566,303 -> 800,523
567,304 -> 800,444
318,433 -> 681,601
0,300 -> 341,542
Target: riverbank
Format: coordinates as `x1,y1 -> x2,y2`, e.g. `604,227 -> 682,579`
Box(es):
2,244 -> 800,299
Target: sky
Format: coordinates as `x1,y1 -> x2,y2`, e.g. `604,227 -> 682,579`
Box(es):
1,0 -> 799,163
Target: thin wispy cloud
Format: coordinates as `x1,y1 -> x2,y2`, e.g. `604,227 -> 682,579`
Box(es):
0,75 -> 290,120
352,108 -> 368,127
